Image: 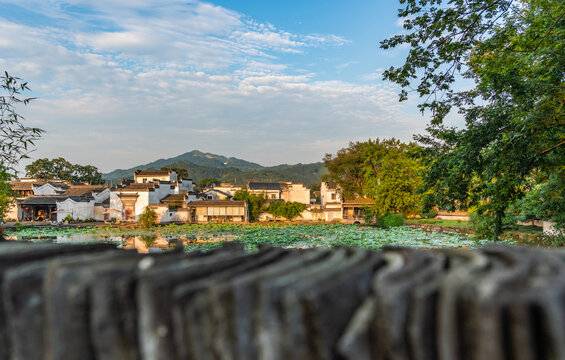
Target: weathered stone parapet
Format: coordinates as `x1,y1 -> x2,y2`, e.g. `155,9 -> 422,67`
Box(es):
1,242 -> 564,359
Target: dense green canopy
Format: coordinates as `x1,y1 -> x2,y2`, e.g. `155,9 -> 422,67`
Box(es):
382,0 -> 565,236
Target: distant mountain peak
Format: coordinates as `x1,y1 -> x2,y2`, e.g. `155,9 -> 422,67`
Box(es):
102,150 -> 327,185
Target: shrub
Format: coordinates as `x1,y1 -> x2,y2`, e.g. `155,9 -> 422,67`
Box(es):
139,206 -> 157,228
63,215 -> 73,222
469,210 -> 516,240
266,201 -> 307,220
420,209 -> 438,219
377,213 -> 405,228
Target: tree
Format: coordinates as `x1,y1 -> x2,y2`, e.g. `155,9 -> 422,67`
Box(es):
25,157 -> 104,184
197,177 -> 220,189
382,0 -> 565,238
138,206 -> 157,228
233,189 -> 266,222
0,72 -> 43,173
0,166 -> 14,222
322,142 -> 367,199
266,201 -> 307,220
73,164 -> 104,185
324,138 -> 424,216
160,167 -> 189,179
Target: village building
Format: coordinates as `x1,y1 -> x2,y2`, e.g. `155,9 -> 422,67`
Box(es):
109,170 -> 195,221
248,181 -> 310,204
134,169 -> 178,183
211,182 -> 242,196
341,198 -> 375,224
320,182 -> 343,221
248,182 -> 282,200
15,184 -> 110,222
202,188 -> 233,201
188,200 -> 248,223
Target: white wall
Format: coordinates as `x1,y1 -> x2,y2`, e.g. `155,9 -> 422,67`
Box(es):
109,191 -> 124,220
56,199 -> 95,222
33,184 -> 60,195
92,188 -> 110,204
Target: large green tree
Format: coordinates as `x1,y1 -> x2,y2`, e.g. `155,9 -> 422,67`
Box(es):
25,157 -> 104,184
324,138 -> 424,216
382,0 -> 565,237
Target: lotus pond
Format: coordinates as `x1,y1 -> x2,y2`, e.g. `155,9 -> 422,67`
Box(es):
4,223 -> 508,253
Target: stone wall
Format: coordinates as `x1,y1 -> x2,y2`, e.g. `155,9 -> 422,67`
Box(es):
1,242 -> 565,359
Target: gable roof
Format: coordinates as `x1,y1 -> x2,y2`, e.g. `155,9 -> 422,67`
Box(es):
134,170 -> 171,177
160,194 -> 187,203
61,185 -> 108,197
248,182 -> 281,191
114,183 -> 156,192
20,196 -> 67,205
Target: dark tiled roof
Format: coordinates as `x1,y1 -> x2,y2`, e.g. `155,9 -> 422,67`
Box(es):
161,194 -> 187,203
189,200 -> 246,207
10,181 -> 41,191
61,185 -> 107,197
134,170 -> 171,176
205,189 -> 233,198
116,183 -> 155,192
20,196 -> 67,205
41,181 -> 70,190
248,182 -> 281,191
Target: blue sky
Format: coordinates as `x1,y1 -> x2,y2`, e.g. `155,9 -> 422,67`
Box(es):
0,0 -> 428,173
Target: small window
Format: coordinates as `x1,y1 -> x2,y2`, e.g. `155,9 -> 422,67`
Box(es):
271,194 -> 276,199
331,193 -> 336,200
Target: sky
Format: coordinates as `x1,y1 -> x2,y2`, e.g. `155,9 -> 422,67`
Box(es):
0,0 -> 430,173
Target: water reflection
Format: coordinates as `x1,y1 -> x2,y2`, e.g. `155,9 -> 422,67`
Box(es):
6,234 -> 237,253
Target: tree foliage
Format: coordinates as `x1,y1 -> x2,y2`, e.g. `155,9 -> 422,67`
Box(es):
0,166 -> 14,222
233,189 -> 266,222
324,138 -> 424,216
0,72 -> 43,173
196,177 -> 220,189
160,167 -> 189,180
382,0 -> 565,237
139,206 -> 157,228
25,157 -> 104,184
266,201 -> 307,220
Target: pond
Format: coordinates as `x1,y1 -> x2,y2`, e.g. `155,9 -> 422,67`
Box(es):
4,223 -> 506,253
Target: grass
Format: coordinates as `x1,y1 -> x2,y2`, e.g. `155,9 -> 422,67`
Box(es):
405,218 -> 473,229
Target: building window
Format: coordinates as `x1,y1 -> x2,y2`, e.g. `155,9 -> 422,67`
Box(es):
331,193 -> 336,200
271,194 -> 276,199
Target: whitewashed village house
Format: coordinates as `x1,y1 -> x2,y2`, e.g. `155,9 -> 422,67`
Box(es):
10,178 -> 111,222
320,182 -> 343,221
211,182 -> 242,196
109,170 -> 195,221
248,181 -> 310,204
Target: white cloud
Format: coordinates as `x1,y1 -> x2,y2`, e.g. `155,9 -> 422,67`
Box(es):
0,1 -> 426,172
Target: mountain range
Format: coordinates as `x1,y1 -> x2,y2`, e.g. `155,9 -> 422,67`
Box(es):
102,150 -> 327,186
